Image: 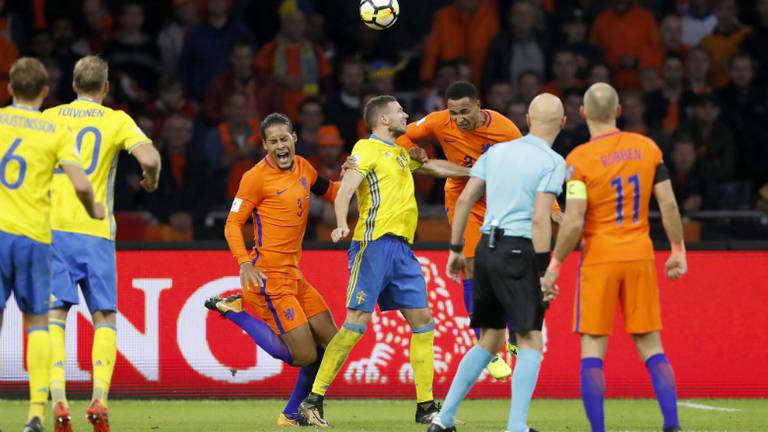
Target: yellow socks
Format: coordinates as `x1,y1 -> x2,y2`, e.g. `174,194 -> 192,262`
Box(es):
410,322 -> 435,403
27,327 -> 51,421
49,319 -> 68,404
91,324 -> 117,405
311,324 -> 365,396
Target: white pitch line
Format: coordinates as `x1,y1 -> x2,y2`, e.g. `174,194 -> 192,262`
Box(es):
678,401 -> 743,412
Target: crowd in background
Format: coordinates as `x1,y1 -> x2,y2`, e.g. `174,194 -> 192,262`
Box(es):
1,0 -> 767,240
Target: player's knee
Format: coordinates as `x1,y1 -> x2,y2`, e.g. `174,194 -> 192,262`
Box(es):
92,310 -> 116,327
291,347 -> 317,367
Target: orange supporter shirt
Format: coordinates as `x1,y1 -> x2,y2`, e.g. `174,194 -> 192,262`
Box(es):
590,5 -> 660,89
419,1 -> 499,87
700,26 -> 751,88
566,129 -> 664,266
224,156 -> 337,279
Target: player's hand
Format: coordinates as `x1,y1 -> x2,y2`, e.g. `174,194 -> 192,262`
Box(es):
340,155 -> 359,177
89,202 -> 106,220
408,146 -> 429,164
139,173 -> 159,192
331,225 -> 350,243
540,268 -> 559,300
551,211 -> 564,224
446,251 -> 466,283
240,262 -> 266,293
664,253 -> 687,280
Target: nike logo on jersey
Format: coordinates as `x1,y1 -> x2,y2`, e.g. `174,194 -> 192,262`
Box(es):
276,188 -> 288,195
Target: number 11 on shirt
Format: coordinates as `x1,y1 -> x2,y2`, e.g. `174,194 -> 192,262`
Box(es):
610,173 -> 640,224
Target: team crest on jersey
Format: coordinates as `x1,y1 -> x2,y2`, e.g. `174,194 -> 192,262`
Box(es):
284,308 -> 296,321
356,291 -> 367,305
565,165 -> 575,181
383,151 -> 392,158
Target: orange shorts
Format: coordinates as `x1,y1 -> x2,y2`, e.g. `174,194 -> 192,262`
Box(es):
445,192 -> 486,259
242,277 -> 329,335
573,260 -> 662,335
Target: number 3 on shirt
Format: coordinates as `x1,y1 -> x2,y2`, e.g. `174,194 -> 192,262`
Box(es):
610,173 -> 640,224
0,138 -> 27,189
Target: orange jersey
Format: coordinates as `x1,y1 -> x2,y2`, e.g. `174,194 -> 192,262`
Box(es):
225,156 -> 337,278
397,109 -> 522,195
566,129 -> 663,266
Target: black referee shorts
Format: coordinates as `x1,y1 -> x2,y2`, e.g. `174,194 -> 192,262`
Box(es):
470,234 -> 545,332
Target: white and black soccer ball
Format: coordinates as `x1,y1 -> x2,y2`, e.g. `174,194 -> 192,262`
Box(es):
359,0 -> 399,30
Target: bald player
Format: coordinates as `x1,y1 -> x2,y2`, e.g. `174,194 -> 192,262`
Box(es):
541,83 -> 686,432
429,94 -> 567,432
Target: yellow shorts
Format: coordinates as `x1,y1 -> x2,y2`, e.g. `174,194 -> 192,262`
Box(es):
573,260 -> 662,335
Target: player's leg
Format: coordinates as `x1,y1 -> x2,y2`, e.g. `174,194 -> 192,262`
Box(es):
431,238 -> 507,431
624,261 -> 680,432
576,263 -> 620,432
279,280 -> 337,425
301,239 -> 389,426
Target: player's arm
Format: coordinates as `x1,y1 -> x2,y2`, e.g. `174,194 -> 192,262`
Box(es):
224,172 -> 268,290
60,162 -> 105,220
533,191 -> 559,302
395,114 -> 437,151
653,164 -> 687,280
446,177 -> 485,282
331,170 -> 365,242
414,159 -> 470,178
310,175 -> 339,203
131,143 -> 161,192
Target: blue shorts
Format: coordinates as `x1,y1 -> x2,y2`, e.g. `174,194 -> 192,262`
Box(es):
51,231 -> 117,313
0,230 -> 52,315
346,235 -> 428,313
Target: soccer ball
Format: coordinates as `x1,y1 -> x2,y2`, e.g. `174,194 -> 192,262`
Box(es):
359,0 -> 399,30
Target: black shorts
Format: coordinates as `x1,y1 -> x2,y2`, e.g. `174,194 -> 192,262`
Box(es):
470,234 -> 545,332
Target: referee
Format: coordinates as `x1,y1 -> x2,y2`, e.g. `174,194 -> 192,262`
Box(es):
428,93 -> 567,432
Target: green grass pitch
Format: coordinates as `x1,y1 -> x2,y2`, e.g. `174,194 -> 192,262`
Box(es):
1,399 -> 766,431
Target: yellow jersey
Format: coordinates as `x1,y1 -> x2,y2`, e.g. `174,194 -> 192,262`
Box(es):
351,135 -> 422,244
43,98 -> 152,240
0,104 -> 81,244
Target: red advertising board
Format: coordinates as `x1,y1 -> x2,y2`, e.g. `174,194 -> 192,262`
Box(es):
1,250 -> 767,399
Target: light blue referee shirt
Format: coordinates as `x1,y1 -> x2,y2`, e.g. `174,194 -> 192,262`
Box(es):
470,134 -> 566,239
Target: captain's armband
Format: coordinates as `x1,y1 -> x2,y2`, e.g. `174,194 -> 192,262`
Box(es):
566,180 -> 587,200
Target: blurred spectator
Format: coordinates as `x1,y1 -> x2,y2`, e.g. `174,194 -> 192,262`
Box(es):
542,49 -> 583,97
560,9 -> 604,73
81,0 -> 113,54
552,89 -> 589,157
40,62 -> 64,110
254,2 -> 332,121
179,0 -> 255,102
307,125 -> 347,181
668,133 -> 714,213
644,54 -> 691,134
659,14 -> 687,57
686,93 -> 736,181
421,0 -> 499,88
146,75 -> 198,139
204,92 -> 263,203
296,96 -> 325,157
700,0 -> 751,88
717,54 -> 768,185
306,12 -> 334,60
638,66 -> 662,94
587,62 -> 612,86
145,211 -> 195,241
0,17 -> 18,105
423,60 -> 458,112
367,60 -> 400,96
590,0 -> 660,89
681,0 -> 716,47
686,46 -> 713,95
516,69 -> 542,104
506,99 -> 528,134
619,89 -> 670,154
549,0 -> 607,30
104,2 -> 162,105
325,57 -> 365,151
50,16 -> 88,101
30,31 -> 54,65
157,0 -> 199,72
482,0 -> 544,94
145,114 -> 211,222
742,0 -> 768,87
485,81 -> 513,113
204,40 -> 280,125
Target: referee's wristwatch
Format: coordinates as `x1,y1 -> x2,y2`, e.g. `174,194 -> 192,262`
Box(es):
449,243 -> 463,253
